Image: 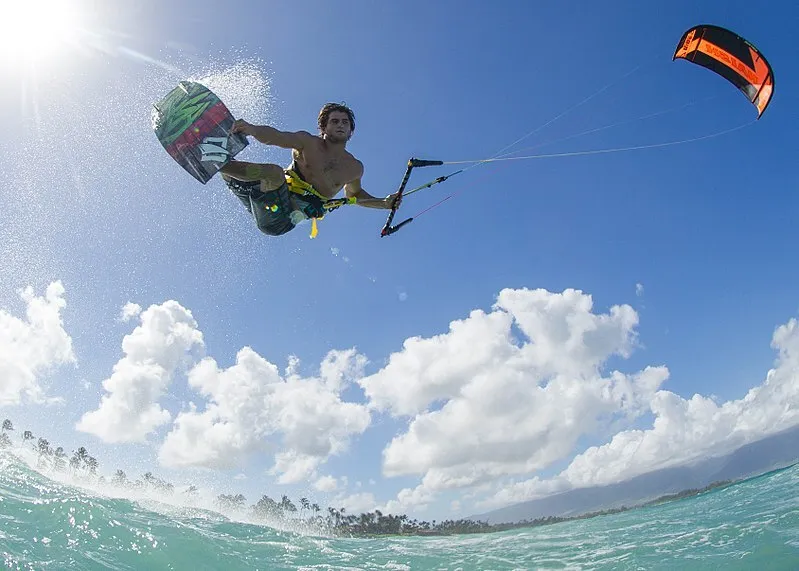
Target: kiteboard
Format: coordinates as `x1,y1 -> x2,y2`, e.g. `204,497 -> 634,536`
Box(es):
152,81 -> 249,184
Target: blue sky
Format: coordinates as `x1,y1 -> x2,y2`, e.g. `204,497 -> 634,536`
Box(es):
1,0 -> 798,520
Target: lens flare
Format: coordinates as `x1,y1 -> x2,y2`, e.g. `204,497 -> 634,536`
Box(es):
0,0 -> 85,69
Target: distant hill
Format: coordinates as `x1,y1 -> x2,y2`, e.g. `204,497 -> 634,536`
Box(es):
471,424 -> 799,524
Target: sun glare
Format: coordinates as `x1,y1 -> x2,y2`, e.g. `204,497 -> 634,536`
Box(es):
0,0 -> 84,68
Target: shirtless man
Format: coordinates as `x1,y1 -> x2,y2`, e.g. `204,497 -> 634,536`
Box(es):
220,103 -> 400,236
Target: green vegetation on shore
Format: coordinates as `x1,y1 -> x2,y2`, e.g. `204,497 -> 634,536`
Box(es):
0,418 -> 740,537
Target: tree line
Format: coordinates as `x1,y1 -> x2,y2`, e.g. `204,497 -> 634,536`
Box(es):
0,418 -> 735,537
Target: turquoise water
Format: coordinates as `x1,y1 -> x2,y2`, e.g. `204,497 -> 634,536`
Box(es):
1,452 -> 798,570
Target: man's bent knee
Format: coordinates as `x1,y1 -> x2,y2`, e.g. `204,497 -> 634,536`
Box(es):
258,164 -> 286,191
221,161 -> 285,190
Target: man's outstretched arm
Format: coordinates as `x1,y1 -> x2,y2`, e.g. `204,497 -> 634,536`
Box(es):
231,119 -> 312,150
345,178 -> 400,210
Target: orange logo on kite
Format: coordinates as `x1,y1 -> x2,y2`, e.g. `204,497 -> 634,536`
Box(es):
682,29 -> 696,51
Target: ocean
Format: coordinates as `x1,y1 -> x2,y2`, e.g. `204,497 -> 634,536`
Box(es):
1,451 -> 798,570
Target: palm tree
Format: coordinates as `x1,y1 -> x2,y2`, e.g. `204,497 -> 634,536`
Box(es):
279,495 -> 297,516
75,447 -> 89,462
70,447 -> 89,472
37,438 -> 51,456
300,497 -> 310,519
216,494 -> 232,509
112,470 -> 127,486
215,494 -> 245,510
36,438 -> 52,468
231,494 -> 246,510
311,503 -> 320,520
0,419 -> 11,449
253,495 -> 279,519
139,472 -> 174,493
22,431 -> 35,448
51,450 -> 68,473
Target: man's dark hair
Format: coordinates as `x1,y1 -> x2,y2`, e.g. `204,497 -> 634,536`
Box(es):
318,102 -> 355,134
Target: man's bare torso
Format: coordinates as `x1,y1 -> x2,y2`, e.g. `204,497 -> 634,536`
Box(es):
291,135 -> 362,199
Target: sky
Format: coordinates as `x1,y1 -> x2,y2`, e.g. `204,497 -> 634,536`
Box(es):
1,0 -> 798,520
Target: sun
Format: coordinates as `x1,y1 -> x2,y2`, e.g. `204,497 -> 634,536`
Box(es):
0,0 -> 85,69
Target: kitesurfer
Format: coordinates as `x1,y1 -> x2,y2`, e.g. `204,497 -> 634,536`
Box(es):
221,103 -> 400,236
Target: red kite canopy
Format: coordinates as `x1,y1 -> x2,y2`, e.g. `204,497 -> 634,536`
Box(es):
674,24 -> 774,118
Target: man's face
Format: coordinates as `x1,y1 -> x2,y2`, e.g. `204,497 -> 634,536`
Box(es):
322,111 -> 352,143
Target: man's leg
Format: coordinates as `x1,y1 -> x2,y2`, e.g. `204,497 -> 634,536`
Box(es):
221,160 -> 296,236
220,161 -> 285,191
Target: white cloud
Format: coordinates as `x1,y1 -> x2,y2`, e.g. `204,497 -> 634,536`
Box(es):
335,492 -> 378,515
559,316 -> 799,486
119,302 -> 142,322
432,302 -> 799,508
159,348 -> 371,482
361,306 -> 517,417
635,283 -> 644,297
314,475 -> 339,492
0,282 -> 75,406
37,279 -> 799,521
381,485 -> 436,515
359,288 -> 653,493
272,450 -> 328,484
76,300 -> 204,443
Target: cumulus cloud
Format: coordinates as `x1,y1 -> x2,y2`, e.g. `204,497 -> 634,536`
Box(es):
359,288 -> 656,494
76,301 -> 204,443
481,317 -> 799,509
336,492 -> 378,515
314,475 -> 339,492
119,302 -> 142,322
358,286 -> 799,514
36,279 -> 799,520
159,347 -> 371,482
0,282 -> 75,406
558,316 -> 799,485
77,296 -> 372,483
381,484 -> 436,515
